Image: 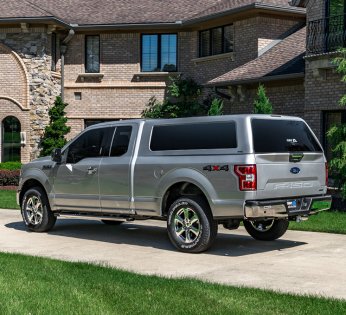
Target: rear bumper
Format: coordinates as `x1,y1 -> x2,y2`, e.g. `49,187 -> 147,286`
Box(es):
244,195 -> 332,219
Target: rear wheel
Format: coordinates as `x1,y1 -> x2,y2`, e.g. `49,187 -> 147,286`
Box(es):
101,220 -> 123,225
243,219 -> 289,241
167,197 -> 218,253
21,187 -> 56,232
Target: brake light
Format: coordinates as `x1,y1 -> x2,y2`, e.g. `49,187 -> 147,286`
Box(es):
325,162 -> 328,187
234,165 -> 257,191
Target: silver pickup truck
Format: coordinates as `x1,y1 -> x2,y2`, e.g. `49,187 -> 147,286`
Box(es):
17,115 -> 332,253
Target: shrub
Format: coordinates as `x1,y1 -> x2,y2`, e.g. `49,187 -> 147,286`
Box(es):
328,48 -> 346,199
40,96 -> 71,157
254,84 -> 273,114
208,98 -> 224,116
0,170 -> 20,186
0,162 -> 22,170
142,76 -> 208,118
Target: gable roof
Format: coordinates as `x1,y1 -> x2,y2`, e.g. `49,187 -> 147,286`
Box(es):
1,0 -> 52,19
207,26 -> 306,86
0,0 -> 305,27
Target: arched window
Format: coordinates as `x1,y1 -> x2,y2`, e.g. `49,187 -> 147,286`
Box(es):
2,116 -> 21,162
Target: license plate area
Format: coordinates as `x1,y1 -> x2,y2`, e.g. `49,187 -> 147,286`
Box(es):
287,198 -> 310,213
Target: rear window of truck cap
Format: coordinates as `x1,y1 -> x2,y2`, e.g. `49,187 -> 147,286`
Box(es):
150,121 -> 237,151
251,119 -> 322,153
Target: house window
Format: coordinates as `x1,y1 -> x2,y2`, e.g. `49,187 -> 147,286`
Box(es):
323,110 -> 346,161
141,34 -> 177,72
199,25 -> 234,58
85,35 -> 100,73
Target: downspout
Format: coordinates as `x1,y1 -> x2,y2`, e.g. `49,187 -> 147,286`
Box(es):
60,29 -> 75,102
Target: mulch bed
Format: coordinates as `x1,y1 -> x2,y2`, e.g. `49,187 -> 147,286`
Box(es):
0,186 -> 18,191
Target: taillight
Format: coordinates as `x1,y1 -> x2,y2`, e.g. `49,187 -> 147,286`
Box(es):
325,162 -> 328,187
234,164 -> 257,191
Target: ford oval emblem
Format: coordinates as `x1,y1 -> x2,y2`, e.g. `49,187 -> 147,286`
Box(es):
290,167 -> 300,174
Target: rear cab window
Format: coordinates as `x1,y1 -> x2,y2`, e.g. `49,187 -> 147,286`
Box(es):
251,119 -> 322,153
150,121 -> 237,151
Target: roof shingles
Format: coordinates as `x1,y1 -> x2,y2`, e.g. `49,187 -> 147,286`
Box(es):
0,0 -> 303,25
207,26 -> 306,86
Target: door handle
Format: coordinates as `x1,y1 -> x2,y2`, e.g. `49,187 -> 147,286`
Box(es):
87,167 -> 97,175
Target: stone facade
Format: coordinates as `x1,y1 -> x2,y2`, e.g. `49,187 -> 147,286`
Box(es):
0,27 -> 60,162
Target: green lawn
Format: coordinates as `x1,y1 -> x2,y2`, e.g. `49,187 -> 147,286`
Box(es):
289,211 -> 346,234
0,190 -> 19,209
0,252 -> 345,315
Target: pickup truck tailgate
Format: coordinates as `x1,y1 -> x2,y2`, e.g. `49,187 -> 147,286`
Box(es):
255,153 -> 326,199
251,118 -> 327,199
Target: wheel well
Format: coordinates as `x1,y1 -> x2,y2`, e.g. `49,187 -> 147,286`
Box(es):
19,179 -> 47,207
161,182 -> 210,216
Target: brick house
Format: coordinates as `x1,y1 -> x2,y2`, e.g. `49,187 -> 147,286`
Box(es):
0,0 -> 306,163
290,0 -> 346,161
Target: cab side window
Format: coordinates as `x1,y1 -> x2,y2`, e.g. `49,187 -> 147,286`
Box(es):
110,126 -> 132,157
66,127 -> 114,163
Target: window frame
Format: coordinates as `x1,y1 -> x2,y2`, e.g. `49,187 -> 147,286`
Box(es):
65,127 -> 114,164
51,32 -> 57,72
199,24 -> 234,58
140,33 -> 178,72
85,35 -> 101,73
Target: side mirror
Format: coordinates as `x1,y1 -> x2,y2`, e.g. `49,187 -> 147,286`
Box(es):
51,148 -> 62,163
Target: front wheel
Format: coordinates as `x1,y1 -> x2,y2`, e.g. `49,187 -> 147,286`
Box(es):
243,219 -> 289,241
167,197 -> 218,253
21,187 -> 56,232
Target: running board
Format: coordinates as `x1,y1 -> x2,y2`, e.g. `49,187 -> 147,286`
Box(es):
55,213 -> 133,222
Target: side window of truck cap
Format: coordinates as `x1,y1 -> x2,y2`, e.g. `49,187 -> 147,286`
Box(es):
110,126 -> 132,157
150,121 -> 237,151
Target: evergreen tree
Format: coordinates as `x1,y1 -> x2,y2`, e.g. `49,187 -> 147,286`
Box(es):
208,98 -> 223,116
40,96 -> 71,157
327,48 -> 346,198
254,84 -> 273,114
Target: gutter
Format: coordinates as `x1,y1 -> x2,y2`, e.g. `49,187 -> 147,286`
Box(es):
184,3 -> 305,26
0,16 -> 71,28
206,72 -> 305,88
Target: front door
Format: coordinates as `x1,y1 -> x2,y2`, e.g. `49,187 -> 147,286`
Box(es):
52,126 -> 114,212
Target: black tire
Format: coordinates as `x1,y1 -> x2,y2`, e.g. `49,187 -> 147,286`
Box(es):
167,196 -> 218,253
243,219 -> 289,241
21,187 -> 56,232
101,220 -> 123,225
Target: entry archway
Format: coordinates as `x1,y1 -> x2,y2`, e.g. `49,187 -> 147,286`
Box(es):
2,116 -> 21,162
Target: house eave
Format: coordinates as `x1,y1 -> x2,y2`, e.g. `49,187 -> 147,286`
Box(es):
0,16 -> 71,28
206,72 -> 305,87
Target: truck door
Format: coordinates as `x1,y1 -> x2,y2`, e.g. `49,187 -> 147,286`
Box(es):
53,126 -> 115,212
99,125 -> 137,214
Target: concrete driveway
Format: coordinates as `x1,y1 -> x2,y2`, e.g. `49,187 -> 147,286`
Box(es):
1,209 -> 345,300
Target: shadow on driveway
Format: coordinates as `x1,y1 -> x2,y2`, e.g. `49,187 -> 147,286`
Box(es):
5,219 -> 307,256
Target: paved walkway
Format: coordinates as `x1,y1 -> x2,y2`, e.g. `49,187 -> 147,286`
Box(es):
1,209 -> 345,300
